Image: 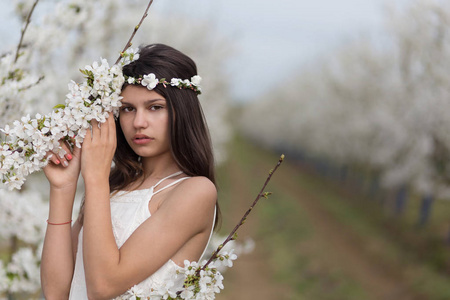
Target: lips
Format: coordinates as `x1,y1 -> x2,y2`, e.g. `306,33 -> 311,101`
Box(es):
132,134 -> 154,144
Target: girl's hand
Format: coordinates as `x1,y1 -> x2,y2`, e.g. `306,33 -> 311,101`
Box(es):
43,139 -> 81,191
81,113 -> 117,183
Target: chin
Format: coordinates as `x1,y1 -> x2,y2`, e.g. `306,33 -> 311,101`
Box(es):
134,149 -> 170,160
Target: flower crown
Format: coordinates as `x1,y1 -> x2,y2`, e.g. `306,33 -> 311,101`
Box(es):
125,73 -> 202,95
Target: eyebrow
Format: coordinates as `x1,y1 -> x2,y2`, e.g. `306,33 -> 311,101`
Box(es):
121,99 -> 166,106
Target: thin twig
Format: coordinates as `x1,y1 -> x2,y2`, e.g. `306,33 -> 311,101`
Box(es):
14,0 -> 40,63
18,75 -> 45,91
114,0 -> 154,65
200,154 -> 285,271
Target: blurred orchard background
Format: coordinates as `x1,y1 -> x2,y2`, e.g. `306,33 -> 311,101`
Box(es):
1,0 -> 450,299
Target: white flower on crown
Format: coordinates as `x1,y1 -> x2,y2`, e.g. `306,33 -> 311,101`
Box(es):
141,73 -> 159,90
125,74 -> 202,95
170,78 -> 182,86
191,75 -> 202,86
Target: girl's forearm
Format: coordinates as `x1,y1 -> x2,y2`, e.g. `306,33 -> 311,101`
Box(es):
41,187 -> 77,299
82,179 -> 121,299
47,186 -> 76,222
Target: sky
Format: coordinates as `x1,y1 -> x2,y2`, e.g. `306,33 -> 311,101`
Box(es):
154,0 -> 410,101
0,0 -> 410,102
152,0 -> 411,101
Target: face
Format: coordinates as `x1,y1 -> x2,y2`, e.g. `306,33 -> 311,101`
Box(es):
119,85 -> 171,160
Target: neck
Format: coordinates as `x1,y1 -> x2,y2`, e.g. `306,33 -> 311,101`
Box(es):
140,152 -> 182,180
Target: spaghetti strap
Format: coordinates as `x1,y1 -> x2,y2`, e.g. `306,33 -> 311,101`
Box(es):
153,177 -> 190,196
199,206 -> 217,261
153,171 -> 183,189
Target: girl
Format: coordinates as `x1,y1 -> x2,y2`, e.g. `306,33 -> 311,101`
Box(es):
40,44 -> 219,300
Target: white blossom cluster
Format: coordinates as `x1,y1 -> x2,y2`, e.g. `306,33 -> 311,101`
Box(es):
0,188 -> 47,244
0,246 -> 42,294
0,186 -> 47,294
203,235 -> 254,273
0,52 -> 135,190
122,251 -> 237,300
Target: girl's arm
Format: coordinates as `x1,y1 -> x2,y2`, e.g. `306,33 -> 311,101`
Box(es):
80,116 -> 216,300
40,143 -> 81,299
83,176 -> 216,300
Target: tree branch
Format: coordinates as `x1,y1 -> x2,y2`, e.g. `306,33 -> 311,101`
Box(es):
200,154 -> 285,271
14,0 -> 40,64
114,0 -> 154,65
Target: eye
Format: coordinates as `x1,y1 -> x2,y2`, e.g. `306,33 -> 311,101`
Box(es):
150,104 -> 164,111
120,106 -> 135,113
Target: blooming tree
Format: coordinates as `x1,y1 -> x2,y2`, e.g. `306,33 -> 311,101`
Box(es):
0,0 -> 233,297
240,0 -> 450,200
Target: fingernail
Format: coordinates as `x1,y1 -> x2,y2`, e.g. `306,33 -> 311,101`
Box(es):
55,160 -> 60,164
59,149 -> 67,159
66,154 -> 73,160
63,161 -> 69,167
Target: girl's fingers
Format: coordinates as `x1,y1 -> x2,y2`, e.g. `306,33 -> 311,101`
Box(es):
101,114 -> 116,141
72,144 -> 81,157
61,140 -> 73,160
46,140 -> 76,167
89,115 -> 116,143
83,116 -> 116,153
101,117 -> 109,141
55,140 -> 73,167
91,119 -> 100,140
107,113 -> 116,142
47,153 -> 61,165
85,122 -> 92,144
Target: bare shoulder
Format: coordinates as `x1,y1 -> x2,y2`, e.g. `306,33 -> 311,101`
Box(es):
179,176 -> 216,195
165,176 -> 217,210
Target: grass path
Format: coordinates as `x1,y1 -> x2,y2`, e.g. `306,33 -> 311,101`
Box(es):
215,136 -> 450,299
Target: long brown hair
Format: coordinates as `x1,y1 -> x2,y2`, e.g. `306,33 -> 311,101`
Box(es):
79,44 -> 220,228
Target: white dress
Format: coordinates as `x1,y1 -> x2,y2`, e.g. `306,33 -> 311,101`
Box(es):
69,171 -> 215,299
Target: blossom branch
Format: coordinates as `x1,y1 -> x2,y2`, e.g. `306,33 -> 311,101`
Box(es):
200,154 -> 285,272
115,0 -> 154,65
14,0 -> 40,63
1,0 -> 156,190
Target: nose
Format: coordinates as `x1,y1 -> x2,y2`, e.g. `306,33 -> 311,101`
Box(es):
133,109 -> 148,129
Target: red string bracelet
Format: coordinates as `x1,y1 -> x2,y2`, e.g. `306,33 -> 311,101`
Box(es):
47,219 -> 72,225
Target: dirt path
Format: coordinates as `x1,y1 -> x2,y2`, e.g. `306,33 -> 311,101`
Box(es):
214,139 -> 425,299
275,170 -> 420,300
